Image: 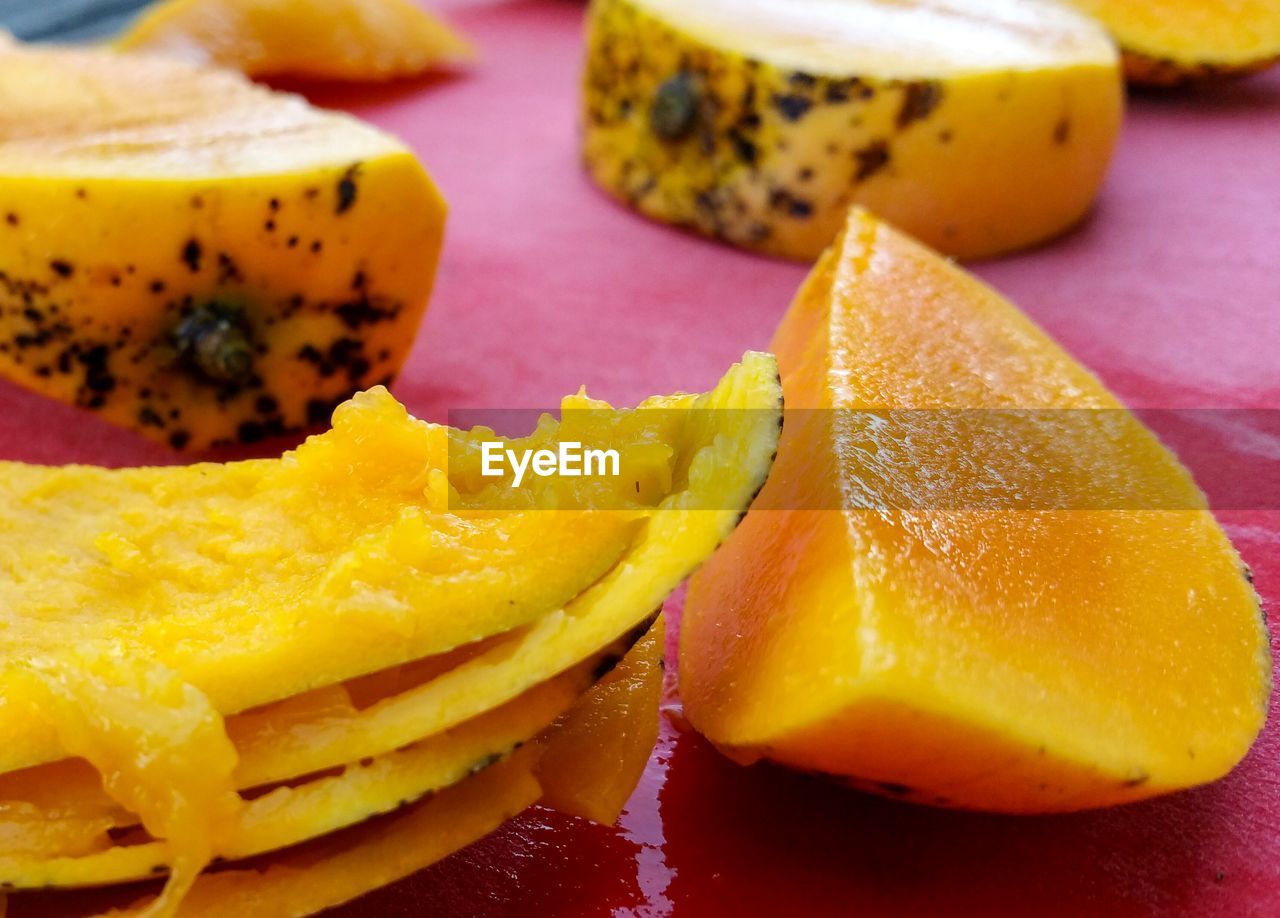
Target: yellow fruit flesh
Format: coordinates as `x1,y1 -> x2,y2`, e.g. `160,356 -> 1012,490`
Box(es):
0,42 -> 445,449
1067,0 -> 1280,84
583,0 -> 1122,260
0,387 -> 643,774
115,0 -> 475,81
538,615 -> 665,824
681,209 -> 1270,812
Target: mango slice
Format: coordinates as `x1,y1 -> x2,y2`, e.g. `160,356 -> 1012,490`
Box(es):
681,209 -> 1270,813
583,0 -> 1122,261
115,0 -> 475,81
0,41 -> 445,449
538,615 -> 665,824
1066,0 -> 1280,85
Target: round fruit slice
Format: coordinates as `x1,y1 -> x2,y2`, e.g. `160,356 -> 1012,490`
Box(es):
1065,0 -> 1280,85
114,0 -> 475,81
681,208 -> 1270,813
583,0 -> 1122,260
0,40 -> 447,450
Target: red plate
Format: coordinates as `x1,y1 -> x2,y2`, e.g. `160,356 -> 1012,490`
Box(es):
3,1 -> 1278,915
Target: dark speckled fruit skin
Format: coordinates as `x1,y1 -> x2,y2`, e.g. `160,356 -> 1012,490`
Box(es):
581,0 -> 1124,261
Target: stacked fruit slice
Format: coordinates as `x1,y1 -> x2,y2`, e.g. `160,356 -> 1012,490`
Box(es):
0,353 -> 782,916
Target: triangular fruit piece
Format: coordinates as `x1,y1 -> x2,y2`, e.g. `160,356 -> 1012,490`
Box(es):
681,208 -> 1269,812
583,0 -> 1121,260
114,0 -> 475,81
0,41 -> 445,449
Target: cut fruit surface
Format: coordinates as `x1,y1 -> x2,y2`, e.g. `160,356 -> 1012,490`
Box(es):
680,208 -> 1271,812
538,615 -> 665,824
0,41 -> 445,449
115,0 -> 475,81
1066,0 -> 1280,85
583,0 -> 1122,260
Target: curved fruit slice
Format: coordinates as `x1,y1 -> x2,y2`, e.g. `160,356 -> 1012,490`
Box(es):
115,0 -> 475,81
538,615 -> 665,824
203,353 -> 781,789
583,0 -> 1122,261
681,208 -> 1270,813
0,386 -> 642,775
0,41 -> 445,449
0,665 -> 580,890
1066,0 -> 1280,85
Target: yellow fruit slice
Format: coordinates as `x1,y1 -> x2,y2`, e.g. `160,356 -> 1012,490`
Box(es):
0,387 -> 643,775
115,0 -> 475,81
1066,0 -> 1280,85
0,667 -> 578,890
681,208 -> 1270,813
538,615 -> 665,825
0,41 -> 445,449
583,0 -> 1122,261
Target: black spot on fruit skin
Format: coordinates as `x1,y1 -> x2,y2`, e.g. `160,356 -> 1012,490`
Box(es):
651,72 -> 700,141
1054,118 -> 1071,145
772,92 -> 813,122
897,81 -> 943,130
49,260 -> 74,278
181,239 -> 203,273
336,164 -> 361,215
854,140 -> 891,181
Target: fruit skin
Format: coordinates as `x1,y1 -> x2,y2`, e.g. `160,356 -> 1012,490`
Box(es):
582,0 -> 1123,261
1065,0 -> 1280,86
114,0 -> 476,82
680,207 -> 1271,813
0,43 -> 446,450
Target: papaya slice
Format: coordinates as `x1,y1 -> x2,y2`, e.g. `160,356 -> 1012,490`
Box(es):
1066,0 -> 1280,85
583,0 -> 1122,261
0,41 -> 445,449
538,615 -> 665,824
681,208 -> 1270,813
115,0 -> 475,82
0,387 -> 643,775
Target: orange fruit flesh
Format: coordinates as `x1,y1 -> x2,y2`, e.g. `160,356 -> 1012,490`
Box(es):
114,0 -> 475,81
681,207 -> 1270,812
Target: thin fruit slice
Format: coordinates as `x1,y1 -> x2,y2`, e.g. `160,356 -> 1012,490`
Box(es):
0,665 -> 580,890
0,41 -> 445,449
1066,0 -> 1280,85
198,353 -> 781,790
115,0 -> 475,82
681,208 -> 1270,813
0,386 -> 642,775
583,0 -> 1122,260
538,616 -> 665,824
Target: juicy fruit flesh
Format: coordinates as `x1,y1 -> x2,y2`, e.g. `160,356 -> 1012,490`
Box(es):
635,0 -> 1117,77
115,0 -> 476,82
0,355 -> 781,913
583,0 -> 1122,260
681,209 -> 1269,812
1067,0 -> 1280,69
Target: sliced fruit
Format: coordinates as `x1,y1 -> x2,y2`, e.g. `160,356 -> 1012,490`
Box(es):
1066,0 -> 1280,85
0,386 -> 643,774
583,0 -> 1122,261
680,208 -> 1270,813
0,41 -> 445,449
538,615 -> 665,824
115,0 -> 475,82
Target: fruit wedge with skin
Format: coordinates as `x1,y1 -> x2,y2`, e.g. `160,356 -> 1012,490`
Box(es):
114,0 -> 475,81
583,0 -> 1122,261
681,208 -> 1271,813
538,614 -> 666,824
1065,0 -> 1280,85
0,41 -> 444,450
